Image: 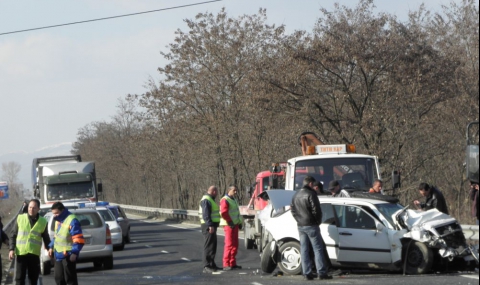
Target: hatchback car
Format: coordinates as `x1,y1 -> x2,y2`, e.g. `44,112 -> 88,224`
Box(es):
107,205 -> 131,243
96,207 -> 124,250
43,208 -> 114,273
260,191 -> 478,275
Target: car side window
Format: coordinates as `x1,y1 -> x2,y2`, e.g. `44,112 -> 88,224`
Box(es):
333,205 -> 376,230
320,203 -> 336,225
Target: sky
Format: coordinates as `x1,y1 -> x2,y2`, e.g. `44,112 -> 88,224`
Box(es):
0,0 -> 454,156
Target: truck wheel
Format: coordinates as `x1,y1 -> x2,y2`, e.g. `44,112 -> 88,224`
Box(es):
277,241 -> 302,275
103,256 -> 114,270
405,241 -> 433,275
244,225 -> 254,250
261,241 -> 277,273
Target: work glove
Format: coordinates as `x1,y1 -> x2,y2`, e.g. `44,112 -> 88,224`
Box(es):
228,221 -> 235,229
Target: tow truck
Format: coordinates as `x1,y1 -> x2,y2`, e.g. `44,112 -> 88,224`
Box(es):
241,132 -> 392,252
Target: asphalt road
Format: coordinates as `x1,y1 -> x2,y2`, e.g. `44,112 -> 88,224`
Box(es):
32,216 -> 479,285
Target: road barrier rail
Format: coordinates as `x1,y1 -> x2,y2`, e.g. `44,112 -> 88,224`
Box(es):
115,203 -> 480,242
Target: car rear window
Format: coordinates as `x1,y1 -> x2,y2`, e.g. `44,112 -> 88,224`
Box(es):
50,212 -> 103,231
97,209 -> 115,222
107,207 -> 120,219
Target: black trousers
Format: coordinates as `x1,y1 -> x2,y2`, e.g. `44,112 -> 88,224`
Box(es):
201,224 -> 217,268
54,258 -> 78,285
0,255 -> 3,283
15,254 -> 40,285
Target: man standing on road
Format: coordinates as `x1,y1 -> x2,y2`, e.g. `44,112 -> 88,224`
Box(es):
291,176 -> 332,281
0,216 -> 10,283
368,179 -> 384,194
48,202 -> 85,285
199,186 -> 221,273
470,181 -> 479,225
414,183 -> 449,215
9,199 -> 50,285
220,185 -> 243,271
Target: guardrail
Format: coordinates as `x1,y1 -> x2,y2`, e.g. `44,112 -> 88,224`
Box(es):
116,203 -> 480,242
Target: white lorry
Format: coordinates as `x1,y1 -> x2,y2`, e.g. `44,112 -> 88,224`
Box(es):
257,132 -> 478,275
242,132 -> 396,252
32,155 -> 102,204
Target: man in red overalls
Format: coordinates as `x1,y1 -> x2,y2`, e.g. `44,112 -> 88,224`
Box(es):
220,186 -> 243,271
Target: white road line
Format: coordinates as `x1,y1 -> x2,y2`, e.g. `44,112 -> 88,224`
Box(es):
145,245 -> 152,248
181,258 -> 191,262
251,282 -> 263,285
161,250 -> 169,254
461,275 -> 479,280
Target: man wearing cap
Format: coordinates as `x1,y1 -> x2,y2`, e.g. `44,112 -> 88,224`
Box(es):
9,199 -> 50,285
199,186 -> 221,273
414,183 -> 449,215
329,180 -> 350,198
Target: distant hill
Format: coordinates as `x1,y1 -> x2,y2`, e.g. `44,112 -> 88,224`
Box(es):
0,143 -> 74,191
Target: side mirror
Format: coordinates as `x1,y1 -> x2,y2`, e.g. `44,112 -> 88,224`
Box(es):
117,217 -> 124,222
392,170 -> 401,189
375,223 -> 384,236
97,183 -> 103,193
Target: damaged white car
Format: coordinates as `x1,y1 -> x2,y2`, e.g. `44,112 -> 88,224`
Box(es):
260,191 -> 479,275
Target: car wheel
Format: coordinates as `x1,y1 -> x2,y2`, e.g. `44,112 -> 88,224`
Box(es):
261,241 -> 277,273
93,260 -> 103,268
244,222 -> 254,250
277,241 -> 302,275
103,256 -> 114,270
405,241 -> 433,275
41,260 -> 51,275
116,238 -> 125,251
125,228 -> 131,243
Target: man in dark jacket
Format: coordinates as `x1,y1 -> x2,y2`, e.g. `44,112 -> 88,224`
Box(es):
0,216 -> 10,283
199,186 -> 220,273
470,181 -> 479,225
414,183 -> 449,215
291,176 -> 332,281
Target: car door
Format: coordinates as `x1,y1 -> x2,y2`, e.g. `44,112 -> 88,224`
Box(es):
333,205 -> 391,263
319,203 -> 339,261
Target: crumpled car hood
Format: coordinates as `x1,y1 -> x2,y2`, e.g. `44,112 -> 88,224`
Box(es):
394,208 -> 456,231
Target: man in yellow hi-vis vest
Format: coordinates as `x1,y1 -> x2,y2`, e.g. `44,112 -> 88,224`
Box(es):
199,186 -> 220,273
220,185 -> 243,271
48,202 -> 85,285
9,199 -> 50,285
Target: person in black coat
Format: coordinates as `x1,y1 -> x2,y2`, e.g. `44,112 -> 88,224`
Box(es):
414,183 -> 449,215
0,216 -> 10,282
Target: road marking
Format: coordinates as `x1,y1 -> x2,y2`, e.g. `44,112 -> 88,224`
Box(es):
461,275 -> 479,280
181,258 -> 191,262
252,282 -> 263,285
145,245 -> 152,248
161,250 -> 169,254
142,276 -> 153,279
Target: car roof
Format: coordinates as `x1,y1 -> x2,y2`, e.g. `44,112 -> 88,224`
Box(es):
319,196 -> 391,205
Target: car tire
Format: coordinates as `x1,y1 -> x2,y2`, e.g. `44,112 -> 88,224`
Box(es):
261,241 -> 277,273
244,223 -> 254,250
277,241 -> 302,275
93,261 -> 103,268
116,238 -> 125,251
41,260 -> 51,275
103,256 -> 114,270
125,228 -> 131,243
405,241 -> 433,275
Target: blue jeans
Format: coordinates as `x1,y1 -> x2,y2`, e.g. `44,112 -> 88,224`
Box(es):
298,225 -> 328,276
